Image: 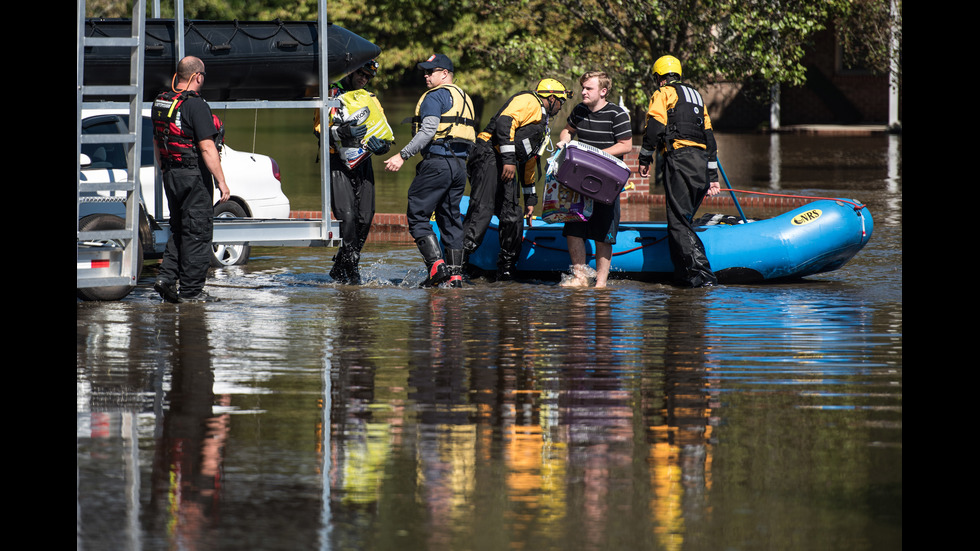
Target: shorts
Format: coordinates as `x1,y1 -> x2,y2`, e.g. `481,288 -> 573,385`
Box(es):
562,199 -> 619,244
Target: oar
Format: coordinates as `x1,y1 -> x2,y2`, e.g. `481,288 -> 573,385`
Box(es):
717,159 -> 748,223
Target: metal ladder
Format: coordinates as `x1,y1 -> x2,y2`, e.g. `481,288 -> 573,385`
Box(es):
76,0 -> 146,293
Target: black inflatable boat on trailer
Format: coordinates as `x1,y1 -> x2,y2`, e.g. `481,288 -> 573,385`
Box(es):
82,19 -> 381,102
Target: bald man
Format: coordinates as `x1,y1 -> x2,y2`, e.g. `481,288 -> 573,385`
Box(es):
151,56 -> 230,303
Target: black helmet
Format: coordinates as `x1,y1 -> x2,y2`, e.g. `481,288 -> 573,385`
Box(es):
360,59 -> 379,78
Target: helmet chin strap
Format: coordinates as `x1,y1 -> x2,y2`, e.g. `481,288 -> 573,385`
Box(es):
546,97 -> 562,117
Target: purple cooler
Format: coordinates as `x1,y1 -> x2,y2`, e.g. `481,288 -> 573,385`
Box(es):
555,142 -> 631,205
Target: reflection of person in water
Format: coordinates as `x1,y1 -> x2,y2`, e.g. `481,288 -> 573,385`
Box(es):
643,293 -> 714,546
147,310 -> 229,546
326,288 -> 390,506
406,292 -> 476,546
556,293 -> 632,547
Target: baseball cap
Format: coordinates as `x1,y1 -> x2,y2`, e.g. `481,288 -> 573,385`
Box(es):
417,54 -> 454,72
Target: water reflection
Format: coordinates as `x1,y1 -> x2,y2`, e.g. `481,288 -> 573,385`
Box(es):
145,308 -> 228,550
78,221 -> 901,550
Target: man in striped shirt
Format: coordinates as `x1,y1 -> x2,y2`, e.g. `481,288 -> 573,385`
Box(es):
556,71 -> 633,288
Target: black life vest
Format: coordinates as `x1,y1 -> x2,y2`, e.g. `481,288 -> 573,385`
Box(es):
663,82 -> 708,149
482,91 -> 548,164
151,89 -> 201,166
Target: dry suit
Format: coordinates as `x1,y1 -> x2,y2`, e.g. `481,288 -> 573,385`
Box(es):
463,91 -> 548,277
316,79 -> 388,284
639,80 -> 719,287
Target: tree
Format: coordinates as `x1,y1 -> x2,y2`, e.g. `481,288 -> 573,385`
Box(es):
833,0 -> 902,82
86,0 -> 900,125
556,0 -> 720,106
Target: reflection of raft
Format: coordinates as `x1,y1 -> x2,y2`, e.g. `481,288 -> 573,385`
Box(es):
83,19 -> 381,102
452,196 -> 874,283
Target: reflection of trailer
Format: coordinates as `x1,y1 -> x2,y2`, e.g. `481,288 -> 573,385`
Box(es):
76,0 -> 377,300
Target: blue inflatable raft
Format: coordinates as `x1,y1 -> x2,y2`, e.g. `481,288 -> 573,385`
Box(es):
453,196 -> 873,283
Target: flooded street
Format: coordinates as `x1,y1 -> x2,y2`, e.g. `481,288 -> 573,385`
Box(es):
77,132 -> 901,550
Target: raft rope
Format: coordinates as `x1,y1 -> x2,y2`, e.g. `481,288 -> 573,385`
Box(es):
717,160 -> 748,223
720,188 -> 867,211
520,232 -> 668,259
522,188 -> 869,258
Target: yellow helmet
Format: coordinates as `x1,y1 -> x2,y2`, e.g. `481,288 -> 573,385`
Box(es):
653,55 -> 682,79
535,78 -> 571,100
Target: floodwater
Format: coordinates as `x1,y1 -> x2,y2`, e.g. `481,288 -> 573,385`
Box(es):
77,130 -> 902,550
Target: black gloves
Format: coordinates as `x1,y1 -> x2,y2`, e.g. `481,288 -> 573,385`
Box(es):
365,136 -> 390,155
334,123 -> 391,154
334,122 -> 367,147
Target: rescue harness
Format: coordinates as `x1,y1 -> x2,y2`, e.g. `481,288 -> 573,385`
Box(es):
151,89 -> 201,168
663,81 -> 708,151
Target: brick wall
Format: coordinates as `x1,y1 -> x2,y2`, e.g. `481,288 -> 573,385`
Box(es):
708,27 -> 898,129
620,147 -> 651,202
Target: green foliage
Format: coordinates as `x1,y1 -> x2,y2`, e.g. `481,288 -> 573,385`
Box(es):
833,0 -> 901,82
86,0 -> 900,113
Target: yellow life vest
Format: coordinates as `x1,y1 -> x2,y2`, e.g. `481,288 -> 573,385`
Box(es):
412,83 -> 477,145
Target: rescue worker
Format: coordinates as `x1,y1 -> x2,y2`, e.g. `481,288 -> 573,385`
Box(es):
314,60 -> 392,284
462,78 -> 570,280
383,54 -> 477,288
638,55 -> 720,287
151,56 -> 230,303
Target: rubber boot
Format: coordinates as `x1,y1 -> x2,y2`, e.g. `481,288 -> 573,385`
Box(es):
496,251 -> 516,281
154,277 -> 179,303
416,235 -> 450,288
462,247 -> 481,279
329,254 -> 348,283
445,249 -> 464,288
346,249 -> 362,285
329,247 -> 352,284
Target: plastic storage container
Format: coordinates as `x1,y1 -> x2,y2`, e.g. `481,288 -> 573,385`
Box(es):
554,142 -> 631,204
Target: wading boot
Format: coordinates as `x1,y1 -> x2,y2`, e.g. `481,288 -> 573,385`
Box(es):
329,251 -> 350,284
496,263 -> 515,282
154,278 -> 179,303
346,249 -> 363,285
416,234 -> 450,288
330,247 -> 362,284
445,249 -> 464,288
496,251 -> 517,282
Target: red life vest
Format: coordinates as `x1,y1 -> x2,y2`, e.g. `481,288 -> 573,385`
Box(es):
151,89 -> 201,167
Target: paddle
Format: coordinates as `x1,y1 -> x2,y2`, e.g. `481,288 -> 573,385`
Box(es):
717,159 -> 748,223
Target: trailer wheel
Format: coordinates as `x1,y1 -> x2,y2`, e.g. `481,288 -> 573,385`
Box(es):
211,201 -> 251,267
77,214 -> 144,301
